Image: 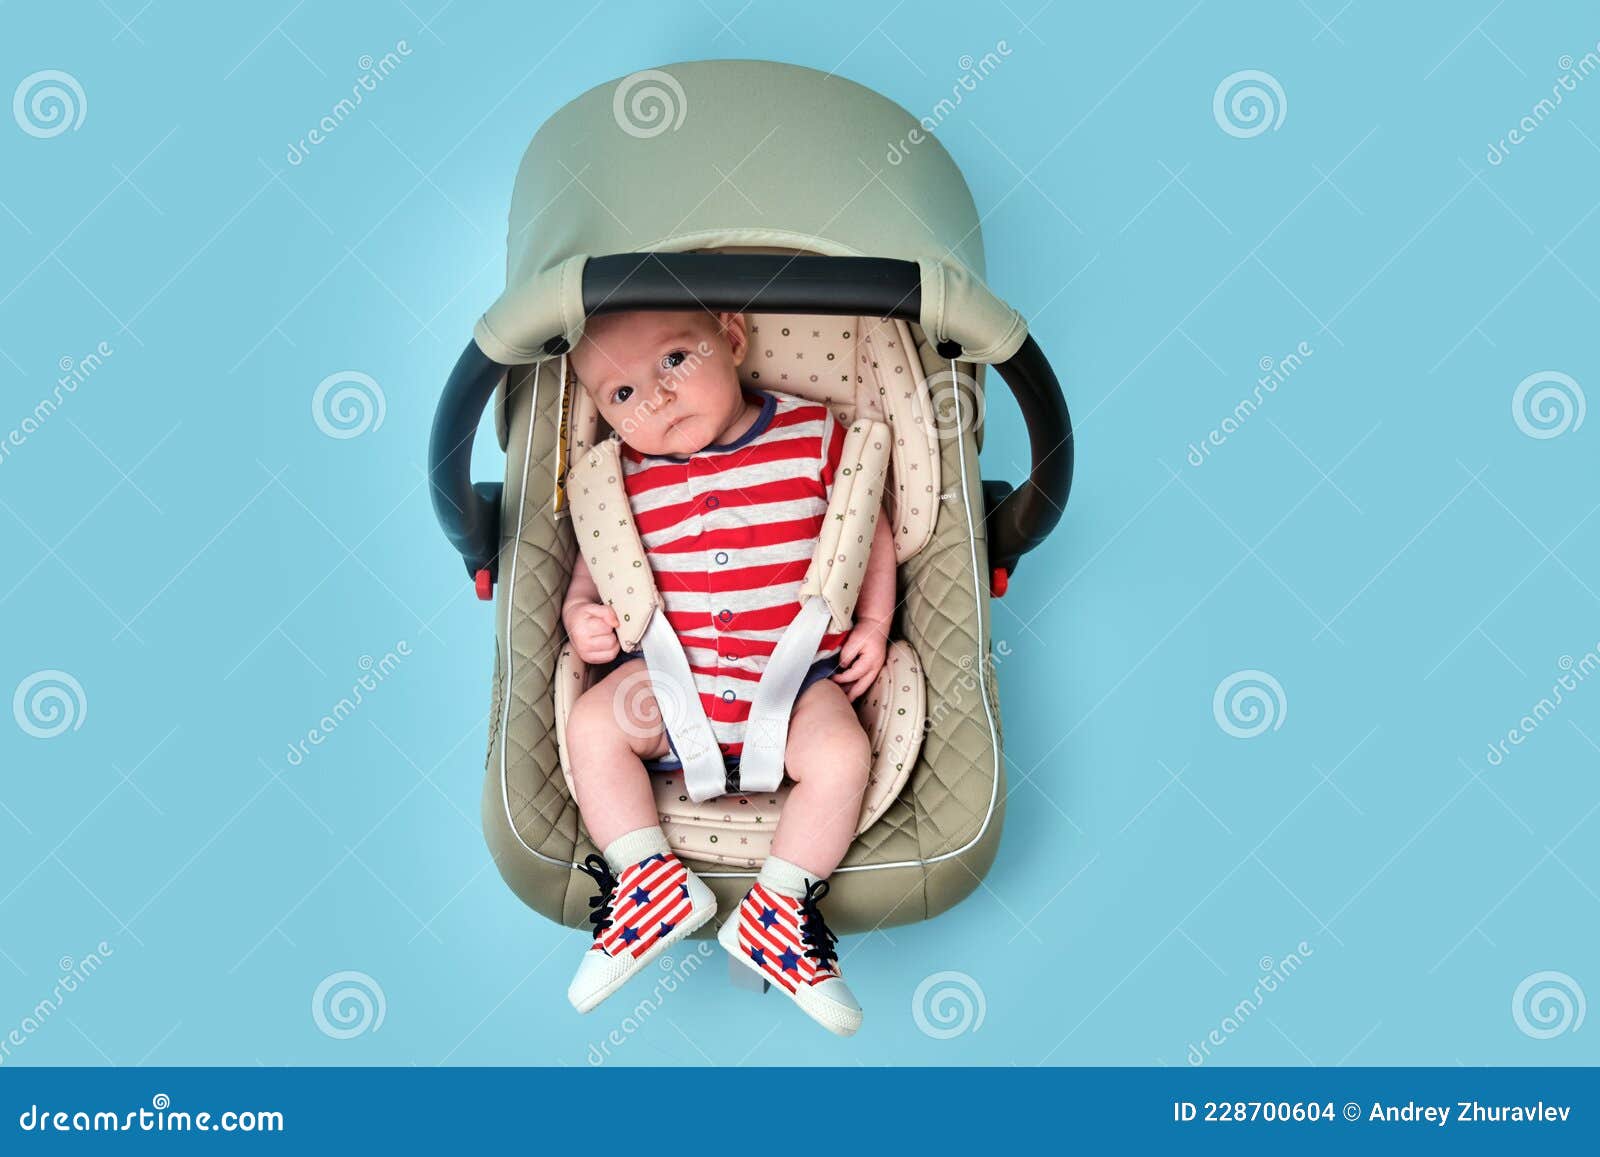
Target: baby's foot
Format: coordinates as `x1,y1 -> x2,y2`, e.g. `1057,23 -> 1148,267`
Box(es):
568,849 -> 716,1013
718,877 -> 862,1036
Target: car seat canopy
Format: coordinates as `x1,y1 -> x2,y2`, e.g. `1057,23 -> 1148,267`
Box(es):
474,60 -> 1028,366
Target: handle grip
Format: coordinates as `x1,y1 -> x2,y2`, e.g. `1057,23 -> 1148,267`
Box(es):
428,254 -> 1072,587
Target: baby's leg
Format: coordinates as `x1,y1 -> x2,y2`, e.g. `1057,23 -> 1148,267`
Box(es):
566,659 -> 720,1016
566,658 -> 670,849
770,678 -> 871,878
719,678 -> 869,1035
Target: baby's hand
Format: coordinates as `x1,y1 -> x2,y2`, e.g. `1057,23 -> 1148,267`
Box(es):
832,618 -> 889,702
564,601 -> 621,665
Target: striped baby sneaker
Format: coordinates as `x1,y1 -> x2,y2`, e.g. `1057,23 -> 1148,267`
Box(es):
718,875 -> 862,1036
568,842 -> 716,1013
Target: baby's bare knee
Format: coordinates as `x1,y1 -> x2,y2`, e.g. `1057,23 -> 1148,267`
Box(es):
569,668 -> 664,759
567,684 -> 623,749
788,721 -> 872,787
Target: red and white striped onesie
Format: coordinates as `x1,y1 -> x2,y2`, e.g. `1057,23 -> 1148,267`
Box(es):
615,388 -> 849,771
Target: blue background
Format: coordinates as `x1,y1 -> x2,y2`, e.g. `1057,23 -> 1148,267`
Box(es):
2,0 -> 1597,1068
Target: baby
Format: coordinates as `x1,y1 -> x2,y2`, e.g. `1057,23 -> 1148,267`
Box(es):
560,307 -> 895,1036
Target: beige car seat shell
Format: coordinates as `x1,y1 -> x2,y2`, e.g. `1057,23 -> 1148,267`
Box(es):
485,324 -> 1006,934
445,60 -> 1062,937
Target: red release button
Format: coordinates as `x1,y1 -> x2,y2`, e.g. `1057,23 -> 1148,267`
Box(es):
990,566 -> 1009,598
475,568 -> 493,601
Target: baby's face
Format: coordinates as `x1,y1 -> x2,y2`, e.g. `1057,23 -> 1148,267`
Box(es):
569,310 -> 750,457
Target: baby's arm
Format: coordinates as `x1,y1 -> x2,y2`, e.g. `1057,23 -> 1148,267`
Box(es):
830,513 -> 896,700
563,556 -> 622,665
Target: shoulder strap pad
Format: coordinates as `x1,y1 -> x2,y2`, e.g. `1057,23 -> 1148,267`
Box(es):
565,438 -> 658,652
800,419 -> 892,631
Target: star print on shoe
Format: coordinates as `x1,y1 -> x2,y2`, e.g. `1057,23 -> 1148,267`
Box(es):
718,878 -> 862,1036
567,850 -> 716,1014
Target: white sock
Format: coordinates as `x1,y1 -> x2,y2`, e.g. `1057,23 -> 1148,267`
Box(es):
757,854 -> 815,899
602,826 -> 670,874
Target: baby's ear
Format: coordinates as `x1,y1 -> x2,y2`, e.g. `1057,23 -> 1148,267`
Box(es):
717,311 -> 749,367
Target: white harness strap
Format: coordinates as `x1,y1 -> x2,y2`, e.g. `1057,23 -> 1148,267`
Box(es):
637,612 -> 728,802
732,596 -> 833,794
565,419 -> 892,803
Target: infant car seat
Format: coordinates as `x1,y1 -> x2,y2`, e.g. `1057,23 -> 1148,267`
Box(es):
429,60 -> 1074,936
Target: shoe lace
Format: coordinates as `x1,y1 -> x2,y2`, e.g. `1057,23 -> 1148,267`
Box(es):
798,879 -> 839,970
579,854 -> 619,940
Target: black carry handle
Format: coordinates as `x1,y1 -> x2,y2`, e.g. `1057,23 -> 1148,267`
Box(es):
428,253 -> 1073,587
429,340 -> 507,580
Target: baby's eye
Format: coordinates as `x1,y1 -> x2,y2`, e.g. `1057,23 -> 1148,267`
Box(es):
610,385 -> 634,404
661,349 -> 688,371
